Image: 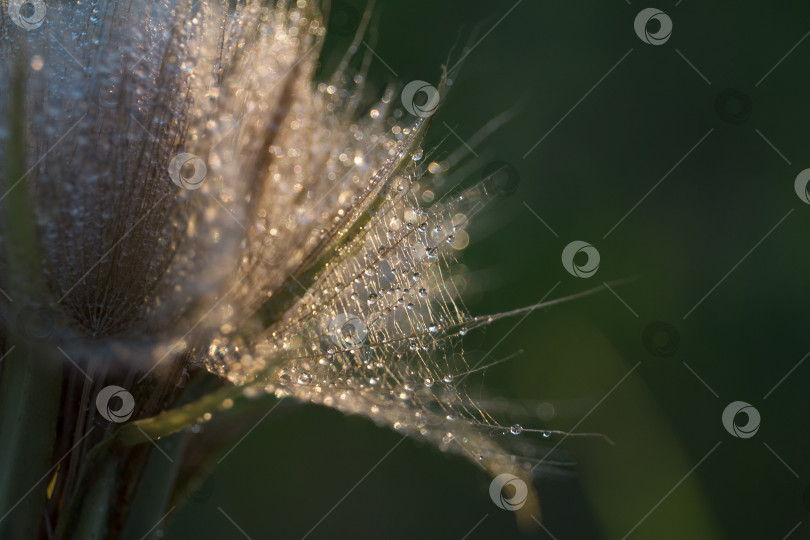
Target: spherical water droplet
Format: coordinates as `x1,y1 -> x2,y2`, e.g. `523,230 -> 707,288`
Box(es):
442,374 -> 454,384
510,424 -> 523,435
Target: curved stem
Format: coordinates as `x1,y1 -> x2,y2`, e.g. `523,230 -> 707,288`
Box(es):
116,382 -> 246,446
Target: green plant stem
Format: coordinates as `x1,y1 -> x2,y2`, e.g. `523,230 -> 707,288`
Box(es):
0,342 -> 63,539
116,383 -> 247,446
55,447 -> 119,540
0,51 -> 64,539
118,432 -> 189,540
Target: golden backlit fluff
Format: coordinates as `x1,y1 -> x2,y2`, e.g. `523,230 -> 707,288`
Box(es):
0,0 -> 554,519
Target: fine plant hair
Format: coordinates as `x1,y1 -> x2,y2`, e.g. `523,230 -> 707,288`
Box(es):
0,0 -> 610,535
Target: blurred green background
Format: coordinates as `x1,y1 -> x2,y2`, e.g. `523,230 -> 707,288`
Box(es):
169,1 -> 810,538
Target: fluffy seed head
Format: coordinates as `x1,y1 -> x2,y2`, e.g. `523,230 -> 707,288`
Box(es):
0,0 -> 543,503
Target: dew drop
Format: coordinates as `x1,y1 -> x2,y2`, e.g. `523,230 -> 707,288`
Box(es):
510,424 -> 523,435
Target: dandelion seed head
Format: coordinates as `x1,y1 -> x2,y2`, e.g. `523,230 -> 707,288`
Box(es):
0,0 -> 543,484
